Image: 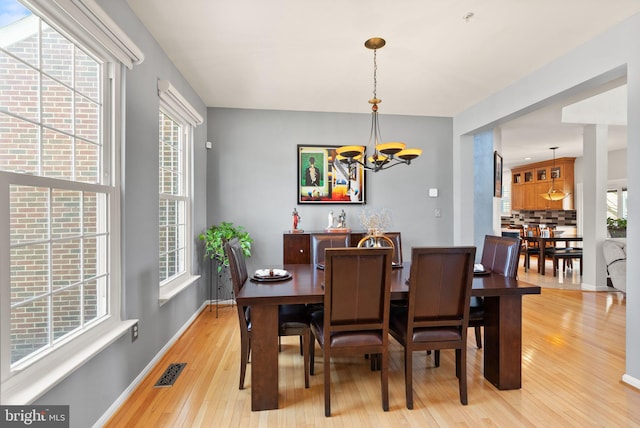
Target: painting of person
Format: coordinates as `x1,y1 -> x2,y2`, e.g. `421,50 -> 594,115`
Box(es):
305,156 -> 321,186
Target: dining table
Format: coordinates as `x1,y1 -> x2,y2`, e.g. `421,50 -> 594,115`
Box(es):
523,234 -> 583,275
235,262 -> 541,411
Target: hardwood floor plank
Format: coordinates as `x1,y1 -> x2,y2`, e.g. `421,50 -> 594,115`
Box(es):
104,273 -> 640,427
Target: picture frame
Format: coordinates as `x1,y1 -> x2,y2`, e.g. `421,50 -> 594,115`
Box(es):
297,145 -> 366,204
494,151 -> 503,198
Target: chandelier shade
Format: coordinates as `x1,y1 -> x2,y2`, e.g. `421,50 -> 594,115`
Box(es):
336,37 -> 422,173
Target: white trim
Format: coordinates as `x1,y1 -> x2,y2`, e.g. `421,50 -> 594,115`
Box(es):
158,80 -> 204,126
159,274 -> 200,304
2,317 -> 137,405
622,374 -> 640,390
93,302 -> 208,428
23,0 -> 144,68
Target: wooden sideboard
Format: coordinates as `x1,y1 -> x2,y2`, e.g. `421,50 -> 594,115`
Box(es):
511,157 -> 575,210
283,230 -> 371,264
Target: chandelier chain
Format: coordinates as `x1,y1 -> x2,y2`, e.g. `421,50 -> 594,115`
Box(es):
373,49 -> 377,100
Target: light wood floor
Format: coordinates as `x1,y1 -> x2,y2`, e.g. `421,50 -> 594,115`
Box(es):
105,265 -> 638,427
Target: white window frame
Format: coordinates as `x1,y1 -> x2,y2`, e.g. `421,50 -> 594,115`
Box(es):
157,80 -> 202,302
0,0 -> 142,405
607,181 -> 628,220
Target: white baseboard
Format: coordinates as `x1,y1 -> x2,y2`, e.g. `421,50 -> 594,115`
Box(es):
93,301 -> 209,427
622,374 -> 640,390
580,282 -> 611,292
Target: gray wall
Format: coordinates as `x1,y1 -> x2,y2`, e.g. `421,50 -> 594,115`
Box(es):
206,108 -> 453,272
33,1 -> 209,427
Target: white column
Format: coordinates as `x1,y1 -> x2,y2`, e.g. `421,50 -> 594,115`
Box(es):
581,124 -> 609,291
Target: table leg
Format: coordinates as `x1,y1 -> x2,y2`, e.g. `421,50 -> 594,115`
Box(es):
249,304 -> 279,410
482,295 -> 523,390
539,241 -> 546,275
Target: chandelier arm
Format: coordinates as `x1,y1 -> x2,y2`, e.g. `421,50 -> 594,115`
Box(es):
377,159 -> 410,170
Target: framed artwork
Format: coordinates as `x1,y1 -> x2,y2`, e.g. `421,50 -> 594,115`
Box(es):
494,151 -> 503,198
297,145 -> 366,204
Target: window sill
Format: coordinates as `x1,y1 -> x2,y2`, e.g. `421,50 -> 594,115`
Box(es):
159,274 -> 201,305
1,317 -> 137,405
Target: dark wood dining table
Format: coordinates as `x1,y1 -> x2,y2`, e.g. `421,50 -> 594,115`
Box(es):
235,263 -> 541,411
523,235 -> 583,275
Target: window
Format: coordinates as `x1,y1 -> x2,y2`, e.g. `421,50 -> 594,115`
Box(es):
157,80 -> 202,300
501,169 -> 512,215
0,0 -> 142,404
159,111 -> 189,285
607,186 -> 628,219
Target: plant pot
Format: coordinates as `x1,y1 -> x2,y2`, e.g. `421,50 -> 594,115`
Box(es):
608,228 -> 626,238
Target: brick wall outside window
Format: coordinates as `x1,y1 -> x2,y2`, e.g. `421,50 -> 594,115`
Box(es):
1,16 -> 107,365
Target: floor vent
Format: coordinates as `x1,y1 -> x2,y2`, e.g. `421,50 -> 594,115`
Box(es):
154,363 -> 187,387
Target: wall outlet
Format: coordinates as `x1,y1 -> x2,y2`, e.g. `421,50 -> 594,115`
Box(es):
131,323 -> 139,342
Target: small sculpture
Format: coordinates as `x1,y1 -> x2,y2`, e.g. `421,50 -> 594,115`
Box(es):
327,210 -> 335,229
338,209 -> 346,228
292,208 -> 300,230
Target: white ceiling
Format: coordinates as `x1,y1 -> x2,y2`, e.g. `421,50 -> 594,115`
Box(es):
126,0 -> 638,167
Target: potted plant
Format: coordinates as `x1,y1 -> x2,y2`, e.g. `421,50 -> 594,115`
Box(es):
199,222 -> 253,312
607,217 -> 627,238
199,222 -> 253,272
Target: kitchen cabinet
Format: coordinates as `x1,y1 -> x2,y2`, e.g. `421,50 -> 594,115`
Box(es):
511,157 -> 574,210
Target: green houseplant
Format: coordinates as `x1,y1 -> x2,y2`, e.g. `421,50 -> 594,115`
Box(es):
607,217 -> 627,238
199,222 -> 253,272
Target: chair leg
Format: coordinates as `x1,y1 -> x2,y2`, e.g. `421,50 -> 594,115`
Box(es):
405,349 -> 414,409
381,351 -> 389,411
299,336 -> 303,356
579,256 -> 583,276
309,331 -> 315,376
474,326 -> 482,349
458,347 -> 468,405
324,353 -> 331,416
239,333 -> 249,390
435,349 -> 440,367
303,330 -> 310,388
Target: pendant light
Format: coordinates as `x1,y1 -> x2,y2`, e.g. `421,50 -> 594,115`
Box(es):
540,146 -> 568,201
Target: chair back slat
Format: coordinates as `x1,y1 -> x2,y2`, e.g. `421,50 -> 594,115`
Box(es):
407,247 -> 475,329
324,247 -> 393,332
311,233 -> 350,266
480,235 -> 521,278
225,238 -> 248,296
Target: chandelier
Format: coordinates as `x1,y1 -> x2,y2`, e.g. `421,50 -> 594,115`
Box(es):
336,38 -> 422,172
540,146 -> 568,201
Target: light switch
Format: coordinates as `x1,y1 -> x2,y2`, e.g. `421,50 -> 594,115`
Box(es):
428,188 -> 438,198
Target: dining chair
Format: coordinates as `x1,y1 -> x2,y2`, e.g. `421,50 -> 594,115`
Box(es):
469,235 -> 521,348
357,232 -> 403,267
389,246 -> 476,409
522,226 -> 541,271
307,233 -> 351,340
225,238 -> 312,390
311,233 -> 350,268
309,247 -> 393,416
